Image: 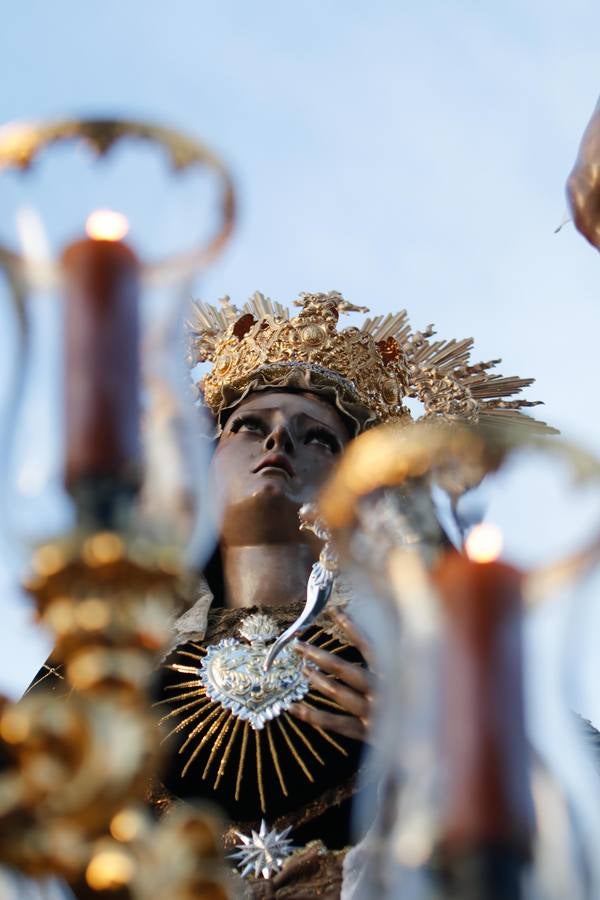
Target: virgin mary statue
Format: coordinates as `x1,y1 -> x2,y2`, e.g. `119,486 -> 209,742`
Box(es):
31,290 -> 546,899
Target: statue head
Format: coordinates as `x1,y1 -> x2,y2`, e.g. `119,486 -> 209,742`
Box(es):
191,289 -> 549,577
189,290 -> 547,439
210,389 -> 351,548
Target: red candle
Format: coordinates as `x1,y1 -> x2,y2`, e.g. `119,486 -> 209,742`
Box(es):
434,539 -> 535,857
62,211 -> 141,491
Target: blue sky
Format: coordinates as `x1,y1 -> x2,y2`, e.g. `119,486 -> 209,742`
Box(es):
1,1 -> 600,732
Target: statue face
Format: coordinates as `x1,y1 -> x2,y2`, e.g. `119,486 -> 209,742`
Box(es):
211,390 -> 350,546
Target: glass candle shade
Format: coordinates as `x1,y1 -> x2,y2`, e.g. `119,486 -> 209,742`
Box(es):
0,117 -> 235,570
320,422 -> 600,900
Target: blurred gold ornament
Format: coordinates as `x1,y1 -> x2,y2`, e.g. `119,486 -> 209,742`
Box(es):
110,808 -> 147,843
0,113 -> 231,896
86,847 -> 136,891
24,531 -> 189,691
0,694 -> 156,878
86,804 -> 233,899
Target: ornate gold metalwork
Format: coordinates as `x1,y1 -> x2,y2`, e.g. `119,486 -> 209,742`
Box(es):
0,693 -> 156,878
0,523 -> 226,887
85,804 -> 232,897
158,613 -> 353,816
0,116 -> 235,286
189,290 -> 552,433
23,530 -> 186,693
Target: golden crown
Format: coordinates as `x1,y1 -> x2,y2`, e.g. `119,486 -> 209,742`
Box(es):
188,290 -> 552,434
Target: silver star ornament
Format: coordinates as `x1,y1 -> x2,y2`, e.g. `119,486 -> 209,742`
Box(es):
229,819 -> 295,879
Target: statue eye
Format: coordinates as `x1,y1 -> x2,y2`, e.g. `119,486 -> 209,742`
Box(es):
230,414 -> 266,435
305,427 -> 341,453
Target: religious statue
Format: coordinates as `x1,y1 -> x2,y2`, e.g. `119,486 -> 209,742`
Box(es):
29,289 -> 545,899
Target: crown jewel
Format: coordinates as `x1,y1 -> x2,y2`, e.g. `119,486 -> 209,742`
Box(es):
189,290 -> 552,434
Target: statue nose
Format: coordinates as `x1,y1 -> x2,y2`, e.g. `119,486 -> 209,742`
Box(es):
264,425 -> 294,455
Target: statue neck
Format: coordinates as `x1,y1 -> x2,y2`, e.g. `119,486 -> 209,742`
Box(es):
221,544 -> 316,609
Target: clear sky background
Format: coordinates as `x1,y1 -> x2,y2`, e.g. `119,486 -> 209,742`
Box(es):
1,1 -> 600,738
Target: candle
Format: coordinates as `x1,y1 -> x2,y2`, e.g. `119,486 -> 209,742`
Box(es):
62,211 -> 141,497
434,539 -> 535,858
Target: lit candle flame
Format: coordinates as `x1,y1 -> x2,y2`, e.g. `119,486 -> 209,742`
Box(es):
86,209 -> 129,242
465,522 -> 503,563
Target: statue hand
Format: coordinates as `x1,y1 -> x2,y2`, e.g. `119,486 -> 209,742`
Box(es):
289,611 -> 375,744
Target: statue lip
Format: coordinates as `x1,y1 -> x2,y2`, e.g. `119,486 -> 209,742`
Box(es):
253,453 -> 295,478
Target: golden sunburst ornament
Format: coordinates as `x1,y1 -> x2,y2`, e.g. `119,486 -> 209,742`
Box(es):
157,613 -> 354,815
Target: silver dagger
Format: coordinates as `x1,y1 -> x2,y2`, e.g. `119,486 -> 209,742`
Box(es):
263,504 -> 337,671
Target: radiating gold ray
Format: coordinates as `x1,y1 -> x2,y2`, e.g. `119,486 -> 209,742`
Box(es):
330,644 -> 352,655
166,696 -> 212,728
317,636 -> 345,652
283,713 -> 324,765
176,649 -> 204,663
306,628 -> 326,644
255,728 -> 266,813
158,696 -> 211,723
275,718 -> 314,783
214,716 -> 242,790
160,699 -> 215,744
235,722 -> 250,801
266,722 -> 288,796
307,691 -> 345,712
158,618 -> 365,808
169,663 -> 199,675
165,678 -> 205,690
312,726 -> 349,756
202,713 -> 234,780
302,704 -> 349,756
182,709 -> 230,778
178,704 -> 222,752
153,687 -> 206,706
